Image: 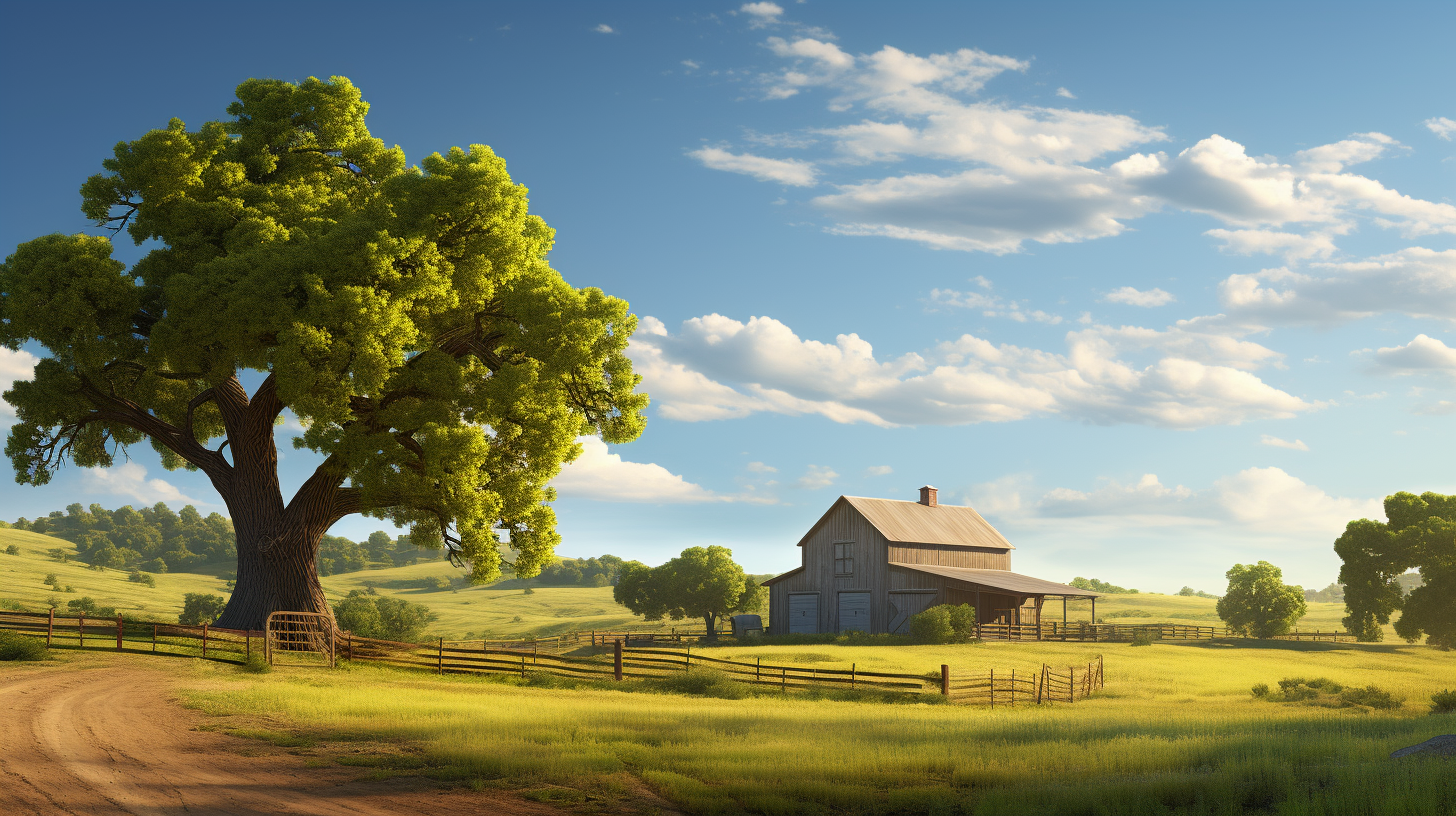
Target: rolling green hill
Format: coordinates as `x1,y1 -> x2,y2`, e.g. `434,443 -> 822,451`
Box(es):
3,527 -> 1393,640
0,527 -> 662,638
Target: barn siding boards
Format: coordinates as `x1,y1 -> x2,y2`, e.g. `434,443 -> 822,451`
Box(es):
887,543 -> 1011,570
765,493 -> 1100,635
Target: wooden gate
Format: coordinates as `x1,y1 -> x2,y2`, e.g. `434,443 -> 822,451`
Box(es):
264,611 -> 335,668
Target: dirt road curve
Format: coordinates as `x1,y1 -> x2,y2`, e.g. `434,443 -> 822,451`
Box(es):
0,660 -> 560,815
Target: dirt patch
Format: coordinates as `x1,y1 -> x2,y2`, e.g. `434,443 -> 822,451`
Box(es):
0,655 -> 573,815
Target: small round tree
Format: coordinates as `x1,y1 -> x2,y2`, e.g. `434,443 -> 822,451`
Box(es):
2,76 -> 647,631
613,546 -> 753,641
1216,561 -> 1307,639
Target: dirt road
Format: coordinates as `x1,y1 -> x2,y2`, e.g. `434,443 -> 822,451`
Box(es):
0,657 -> 564,815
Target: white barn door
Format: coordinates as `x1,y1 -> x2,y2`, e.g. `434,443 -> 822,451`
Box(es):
788,593 -> 819,634
838,592 -> 871,633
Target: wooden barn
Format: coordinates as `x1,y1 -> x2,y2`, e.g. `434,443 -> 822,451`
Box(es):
764,486 -> 1100,636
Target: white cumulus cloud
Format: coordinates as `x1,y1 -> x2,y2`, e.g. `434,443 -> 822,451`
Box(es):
1371,334 -> 1456,377
865,465 -> 894,476
740,2 -> 784,27
0,347 -> 39,418
689,146 -> 817,186
1104,286 -> 1176,307
629,313 -> 1310,430
1219,247 -> 1456,324
1260,435 -> 1309,451
553,437 -> 769,503
796,464 -> 839,489
83,462 -> 203,506
1425,117 -> 1456,141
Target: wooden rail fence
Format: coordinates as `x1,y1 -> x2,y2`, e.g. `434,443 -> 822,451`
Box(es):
0,611 -> 1105,706
979,621 -> 1354,643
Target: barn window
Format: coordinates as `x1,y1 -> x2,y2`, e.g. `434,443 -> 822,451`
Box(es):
834,542 -> 854,576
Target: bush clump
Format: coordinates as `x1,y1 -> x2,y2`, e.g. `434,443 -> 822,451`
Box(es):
1253,677 -> 1402,709
127,569 -> 156,587
179,593 -> 227,625
1130,630 -> 1156,647
4,544 -> 19,555
1430,689 -> 1456,714
0,630 -> 48,661
908,603 -> 976,644
333,590 -> 437,642
240,652 -> 271,674
67,597 -> 117,618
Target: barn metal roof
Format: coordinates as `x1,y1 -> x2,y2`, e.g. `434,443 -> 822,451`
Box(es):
891,563 -> 1102,597
836,496 -> 1015,550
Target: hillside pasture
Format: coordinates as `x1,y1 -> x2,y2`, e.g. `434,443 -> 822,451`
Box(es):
179,637 -> 1456,815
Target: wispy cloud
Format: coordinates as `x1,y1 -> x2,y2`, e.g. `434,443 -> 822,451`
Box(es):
1260,434 -> 1309,451
689,146 -> 817,186
1425,116 -> 1456,141
83,462 -> 204,506
553,437 -> 772,503
594,24 -> 615,34
796,464 -> 839,489
1104,286 -> 1176,307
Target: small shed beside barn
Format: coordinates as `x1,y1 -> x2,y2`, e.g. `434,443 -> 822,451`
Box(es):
764,486 -> 1100,636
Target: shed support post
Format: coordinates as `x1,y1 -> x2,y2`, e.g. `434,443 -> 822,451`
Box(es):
940,664 -> 949,697
613,639 -> 623,681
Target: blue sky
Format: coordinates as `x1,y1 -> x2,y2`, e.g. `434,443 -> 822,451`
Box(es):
2,1 -> 1452,593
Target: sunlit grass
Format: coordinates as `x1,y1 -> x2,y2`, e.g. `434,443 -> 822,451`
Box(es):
182,638 -> 1456,814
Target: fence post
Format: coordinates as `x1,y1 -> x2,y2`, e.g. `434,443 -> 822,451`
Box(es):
438,637 -> 443,675
152,624 -> 157,653
348,632 -> 354,661
1068,666 -> 1074,703
246,633 -> 250,661
613,639 -> 623,681
1010,669 -> 1015,706
47,606 -> 53,647
757,656 -> 761,684
686,645 -> 691,671
851,662 -> 856,690
940,664 -> 949,697
1036,664 -> 1044,704
202,622 -> 208,658
116,613 -> 123,651
79,613 -> 85,647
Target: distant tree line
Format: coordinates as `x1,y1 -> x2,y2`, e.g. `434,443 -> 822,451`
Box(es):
11,503 -> 425,577
1069,577 -> 1140,594
13,503 -> 235,572
531,555 -> 625,587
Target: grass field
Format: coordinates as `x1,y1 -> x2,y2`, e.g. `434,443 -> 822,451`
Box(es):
0,528 -> 663,637
169,636 -> 1456,815
0,528 -> 1401,641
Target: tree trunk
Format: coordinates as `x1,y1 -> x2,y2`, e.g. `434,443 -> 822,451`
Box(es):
703,613 -> 717,642
207,375 -> 340,634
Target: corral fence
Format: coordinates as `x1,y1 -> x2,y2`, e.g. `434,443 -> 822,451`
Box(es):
265,611 -> 335,668
333,635 -> 1105,706
0,608 -> 262,663
981,621 -> 1354,643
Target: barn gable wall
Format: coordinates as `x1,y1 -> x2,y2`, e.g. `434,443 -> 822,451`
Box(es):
887,543 -> 1011,570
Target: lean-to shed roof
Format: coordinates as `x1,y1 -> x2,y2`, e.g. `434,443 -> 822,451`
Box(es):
891,563 -> 1101,597
802,496 -> 1014,550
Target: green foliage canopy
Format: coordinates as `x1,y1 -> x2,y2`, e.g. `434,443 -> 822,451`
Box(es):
907,603 -> 976,644
1336,491 -> 1455,647
613,546 -> 754,638
1070,577 -> 1139,594
1216,561 -> 1306,639
0,76 -> 647,586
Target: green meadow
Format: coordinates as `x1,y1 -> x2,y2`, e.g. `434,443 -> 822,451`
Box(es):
173,636 -> 1455,815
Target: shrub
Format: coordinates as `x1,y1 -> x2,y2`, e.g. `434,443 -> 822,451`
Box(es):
1130,630 -> 1156,646
1430,689 -> 1456,714
1251,683 -> 1270,697
651,669 -> 750,700
66,597 -> 117,618
43,573 -> 59,588
127,570 -> 156,587
47,548 -> 69,563
523,586 -> 535,595
1107,609 -> 1153,618
0,630 -> 48,661
908,603 -> 977,644
4,544 -> 18,555
1339,685 -> 1402,710
333,590 -> 437,641
179,593 -> 227,625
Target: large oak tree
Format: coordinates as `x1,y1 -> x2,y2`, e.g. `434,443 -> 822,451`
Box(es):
1336,491 -> 1455,647
1,77 -> 647,631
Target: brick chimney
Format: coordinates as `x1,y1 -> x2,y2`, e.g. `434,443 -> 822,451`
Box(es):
918,485 -> 938,507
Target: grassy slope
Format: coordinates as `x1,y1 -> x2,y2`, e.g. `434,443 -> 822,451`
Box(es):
0,529 -> 232,620
179,637 -> 1456,815
0,528 -> 661,636
2,528 -> 1390,639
